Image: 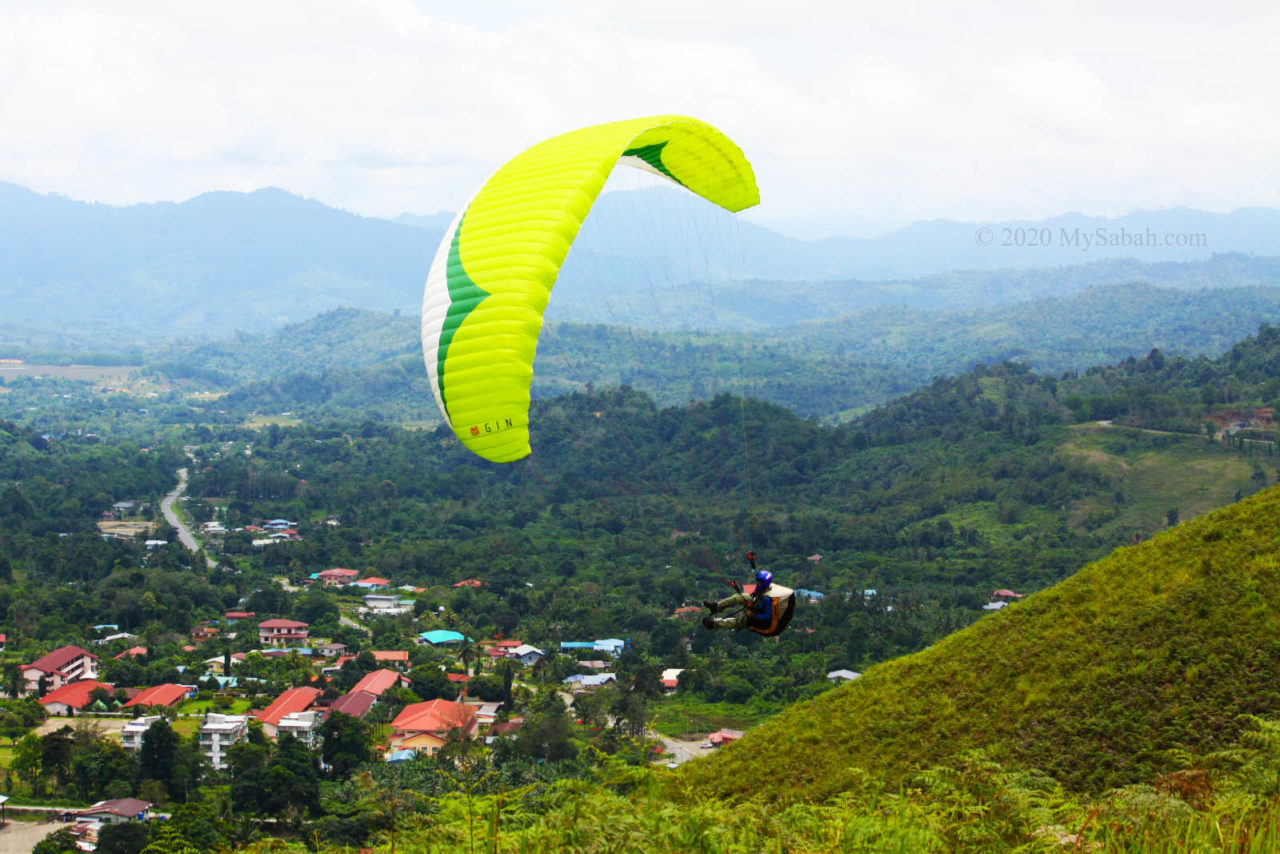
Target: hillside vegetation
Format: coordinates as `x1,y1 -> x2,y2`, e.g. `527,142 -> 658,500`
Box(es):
684,484 -> 1280,799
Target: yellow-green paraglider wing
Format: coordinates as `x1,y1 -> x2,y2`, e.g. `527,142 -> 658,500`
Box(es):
421,115 -> 760,463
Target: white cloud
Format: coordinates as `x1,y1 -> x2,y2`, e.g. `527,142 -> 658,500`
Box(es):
1,1 -> 1277,237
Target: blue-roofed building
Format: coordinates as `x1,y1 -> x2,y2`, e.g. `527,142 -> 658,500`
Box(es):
560,641 -> 595,650
593,639 -> 626,656
795,588 -> 825,602
419,629 -> 469,646
385,749 -> 416,763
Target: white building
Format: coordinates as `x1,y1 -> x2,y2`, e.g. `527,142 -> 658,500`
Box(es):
510,644 -> 545,667
275,710 -> 325,749
120,716 -> 163,753
23,645 -> 100,692
199,714 -> 250,769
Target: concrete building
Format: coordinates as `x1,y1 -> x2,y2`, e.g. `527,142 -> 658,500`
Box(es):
275,710 -> 325,749
120,716 -> 163,753
199,714 -> 250,769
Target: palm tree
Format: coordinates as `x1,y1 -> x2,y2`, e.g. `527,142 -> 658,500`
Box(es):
457,638 -> 477,677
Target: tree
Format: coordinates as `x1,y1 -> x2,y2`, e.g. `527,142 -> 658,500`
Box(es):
32,828 -> 78,854
11,732 -> 43,793
262,734 -> 321,816
137,719 -> 179,801
96,822 -> 150,854
513,689 -> 575,762
319,711 -> 374,778
408,665 -> 453,701
226,741 -> 270,814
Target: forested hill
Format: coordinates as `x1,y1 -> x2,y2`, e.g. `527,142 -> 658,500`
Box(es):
682,483 -> 1280,799
144,279 -> 1280,423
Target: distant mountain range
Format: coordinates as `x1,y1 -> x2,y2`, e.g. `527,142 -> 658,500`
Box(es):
2,179 -> 1279,349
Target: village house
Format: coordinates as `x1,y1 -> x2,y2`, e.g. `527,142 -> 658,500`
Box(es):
362,593 -> 411,615
256,686 -> 322,738
508,644 -> 545,667
350,576 -> 391,590
390,699 -> 478,756
23,645 -> 99,692
93,632 -> 138,646
315,567 -> 359,587
708,728 -> 744,746
329,689 -> 378,720
39,680 -> 113,715
204,652 -> 245,675
350,668 -> 411,697
258,618 -> 309,646
123,683 -> 195,709
371,650 -> 410,669
314,641 -> 347,658
661,668 -> 684,691
200,713 -> 250,769
563,673 -> 617,693
419,629 -> 468,646
190,622 -> 220,642
69,798 -> 152,847
77,798 -> 151,824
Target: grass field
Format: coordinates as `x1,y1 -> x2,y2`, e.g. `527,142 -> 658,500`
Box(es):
649,696 -> 782,739
243,415 -> 302,428
175,697 -> 252,716
1061,423 -> 1263,537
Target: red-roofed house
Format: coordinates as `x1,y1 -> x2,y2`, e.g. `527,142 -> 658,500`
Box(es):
493,639 -> 522,649
330,690 -> 378,719
708,728 -> 744,746
350,668 -> 410,697
224,611 -> 256,623
256,686 -> 322,738
446,672 -> 471,683
452,579 -> 482,588
40,680 -> 113,715
258,619 -> 309,646
77,797 -> 151,824
123,683 -> 194,709
24,645 -> 99,692
317,567 -> 359,587
391,699 -> 478,742
114,646 -> 148,660
371,650 -> 410,668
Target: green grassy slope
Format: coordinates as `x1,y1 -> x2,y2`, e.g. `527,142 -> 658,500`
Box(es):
682,484 -> 1280,801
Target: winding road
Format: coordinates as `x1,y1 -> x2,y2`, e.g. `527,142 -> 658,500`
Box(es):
160,467 -> 216,568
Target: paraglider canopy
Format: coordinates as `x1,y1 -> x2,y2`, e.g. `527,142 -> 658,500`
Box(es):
421,115 -> 760,463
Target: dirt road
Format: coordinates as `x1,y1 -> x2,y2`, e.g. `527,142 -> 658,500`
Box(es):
0,820 -> 72,854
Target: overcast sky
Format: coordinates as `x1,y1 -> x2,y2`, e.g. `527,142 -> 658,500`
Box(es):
3,1 -> 1277,238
